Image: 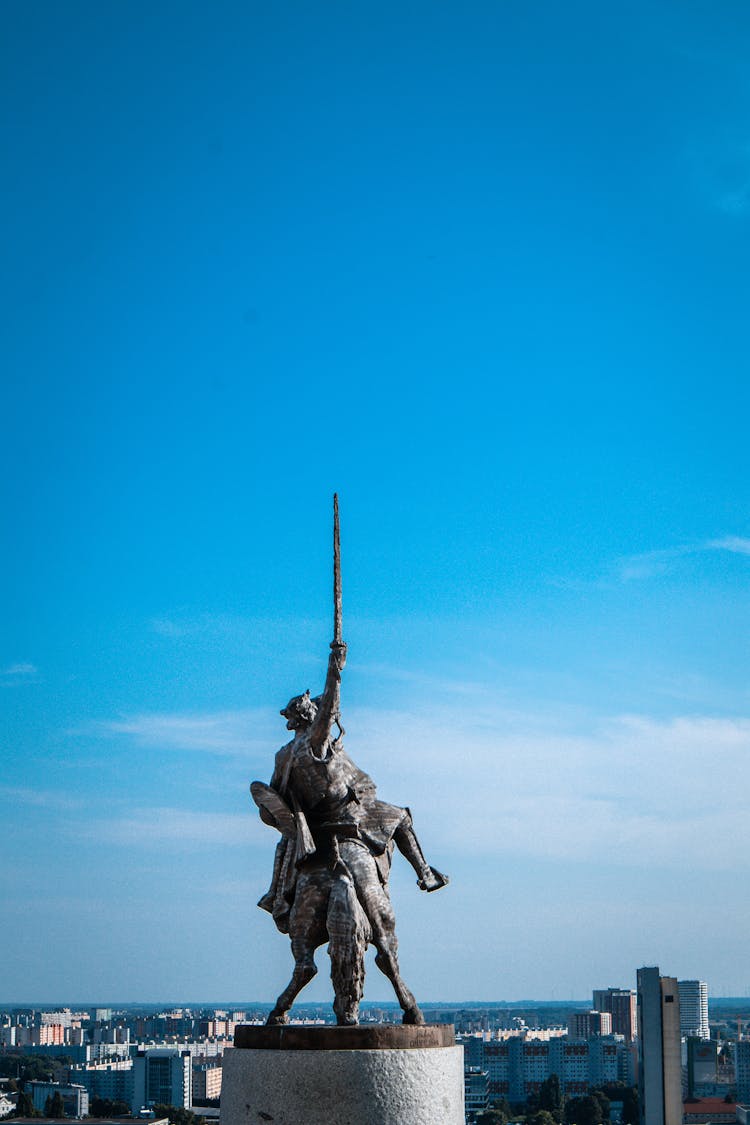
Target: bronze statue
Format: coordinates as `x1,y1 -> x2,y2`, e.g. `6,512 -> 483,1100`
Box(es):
250,495 -> 448,1026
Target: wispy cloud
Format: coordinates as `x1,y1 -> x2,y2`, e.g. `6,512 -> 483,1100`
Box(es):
84,807 -> 267,849
1,662 -> 38,685
616,535 -> 750,581
339,703 -> 750,873
717,186 -> 750,216
706,535 -> 750,555
687,134 -> 750,218
617,548 -> 679,582
84,709 -> 277,758
89,695 -> 750,874
0,785 -> 85,810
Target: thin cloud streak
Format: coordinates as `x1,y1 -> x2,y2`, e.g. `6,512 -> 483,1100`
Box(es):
0,785 -> 85,810
1,662 -> 39,685
83,807 -> 267,849
347,705 -> 750,872
707,535 -> 750,555
616,535 -> 750,581
84,710 -> 277,758
92,697 -> 750,874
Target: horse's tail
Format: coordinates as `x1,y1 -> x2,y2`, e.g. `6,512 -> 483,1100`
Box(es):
327,868 -> 370,1024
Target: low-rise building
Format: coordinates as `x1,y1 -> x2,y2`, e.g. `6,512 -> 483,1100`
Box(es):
464,1066 -> 489,1122
682,1099 -> 736,1125
28,1081 -> 89,1118
461,1033 -> 627,1102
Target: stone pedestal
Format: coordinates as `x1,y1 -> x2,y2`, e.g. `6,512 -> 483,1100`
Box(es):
220,1024 -> 464,1125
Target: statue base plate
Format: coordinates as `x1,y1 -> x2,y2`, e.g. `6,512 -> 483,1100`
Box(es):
221,1023 -> 464,1125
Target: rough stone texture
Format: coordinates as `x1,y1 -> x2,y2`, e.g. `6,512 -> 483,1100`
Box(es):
233,1022 -> 454,1051
220,1041 -> 464,1125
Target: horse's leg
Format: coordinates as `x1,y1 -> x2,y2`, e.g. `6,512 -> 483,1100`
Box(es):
327,870 -> 370,1026
266,932 -> 319,1025
266,875 -> 327,1025
373,928 -> 424,1025
342,844 -> 425,1026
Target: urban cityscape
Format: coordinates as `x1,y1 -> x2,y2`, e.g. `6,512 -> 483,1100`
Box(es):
2,974 -> 750,1124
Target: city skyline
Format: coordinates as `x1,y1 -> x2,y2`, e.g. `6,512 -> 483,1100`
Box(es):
3,1 -> 750,1002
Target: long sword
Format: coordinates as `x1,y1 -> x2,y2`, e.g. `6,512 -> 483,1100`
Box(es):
333,493 -> 342,644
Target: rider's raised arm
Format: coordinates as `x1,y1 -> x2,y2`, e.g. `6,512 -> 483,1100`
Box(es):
309,641 -> 346,753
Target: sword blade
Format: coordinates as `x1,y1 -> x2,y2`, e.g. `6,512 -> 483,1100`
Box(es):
333,493 -> 342,643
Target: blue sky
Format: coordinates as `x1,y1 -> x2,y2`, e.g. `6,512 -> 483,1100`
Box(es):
2,0 -> 750,1004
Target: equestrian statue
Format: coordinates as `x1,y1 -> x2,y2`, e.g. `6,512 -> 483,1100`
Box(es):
250,495 -> 448,1026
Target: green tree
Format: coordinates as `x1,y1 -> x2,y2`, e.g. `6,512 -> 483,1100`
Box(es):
152,1105 -> 205,1125
539,1075 -> 565,1123
529,1110 -> 558,1125
565,1095 -> 605,1125
91,1097 -> 131,1117
492,1099 -> 513,1118
591,1090 -> 610,1123
620,1087 -> 639,1125
526,1091 -> 541,1115
15,1091 -> 41,1118
477,1112 -> 509,1125
0,1055 -> 55,1084
43,1091 -> 66,1117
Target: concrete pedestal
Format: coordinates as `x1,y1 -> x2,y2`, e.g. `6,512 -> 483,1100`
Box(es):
220,1024 -> 464,1125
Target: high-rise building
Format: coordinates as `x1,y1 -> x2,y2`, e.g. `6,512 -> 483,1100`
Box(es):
69,1059 -> 134,1105
685,1037 -> 718,1098
593,988 -> 638,1043
678,981 -> 709,1041
192,1059 -> 222,1101
735,1040 -> 750,1105
637,967 -> 682,1125
131,1049 -> 191,1111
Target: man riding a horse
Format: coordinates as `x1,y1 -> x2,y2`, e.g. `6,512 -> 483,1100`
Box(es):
251,497 -> 448,1026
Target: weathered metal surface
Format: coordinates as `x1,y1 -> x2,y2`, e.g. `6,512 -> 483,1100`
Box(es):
250,496 -> 449,1027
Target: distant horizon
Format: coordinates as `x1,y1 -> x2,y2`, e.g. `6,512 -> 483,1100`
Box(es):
3,997 -> 748,1009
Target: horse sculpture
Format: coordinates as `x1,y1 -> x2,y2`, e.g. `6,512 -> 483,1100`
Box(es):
259,833 -> 417,1027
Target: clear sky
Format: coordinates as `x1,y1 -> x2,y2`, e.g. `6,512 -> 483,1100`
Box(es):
2,0 -> 750,1005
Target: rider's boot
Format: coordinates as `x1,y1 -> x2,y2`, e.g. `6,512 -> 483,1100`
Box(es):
394,814 -> 450,892
257,838 -> 286,913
